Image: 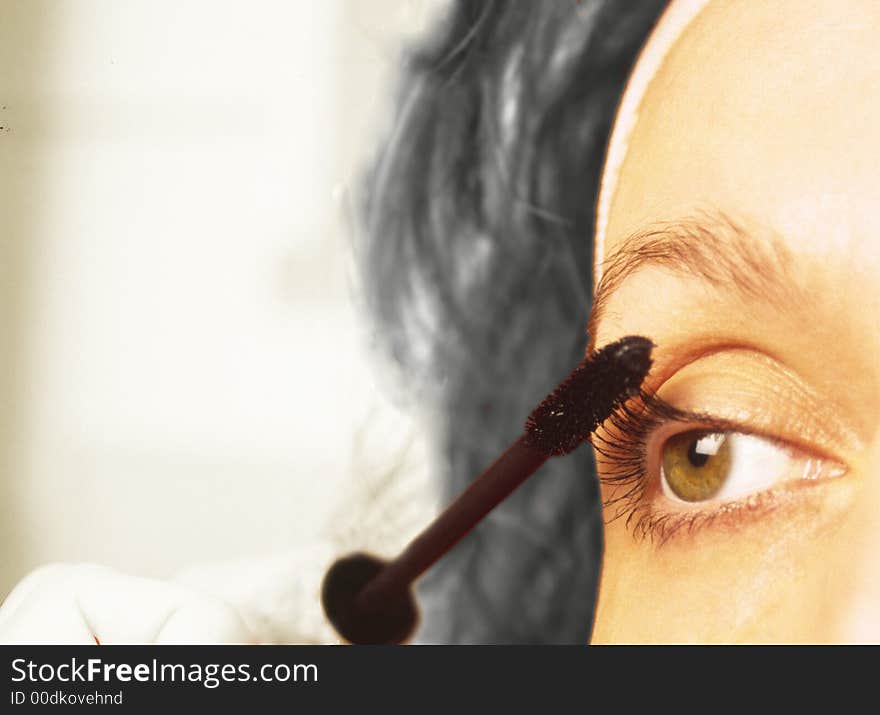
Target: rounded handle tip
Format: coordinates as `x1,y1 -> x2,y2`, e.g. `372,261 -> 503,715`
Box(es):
321,553 -> 418,644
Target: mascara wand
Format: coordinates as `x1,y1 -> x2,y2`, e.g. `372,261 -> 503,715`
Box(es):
321,335 -> 654,644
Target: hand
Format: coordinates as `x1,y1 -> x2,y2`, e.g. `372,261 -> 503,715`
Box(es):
0,563 -> 253,644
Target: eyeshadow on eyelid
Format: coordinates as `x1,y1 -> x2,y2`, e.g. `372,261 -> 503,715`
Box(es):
654,349 -> 860,460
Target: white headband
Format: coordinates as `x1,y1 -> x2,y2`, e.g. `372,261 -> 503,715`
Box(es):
594,0 -> 712,284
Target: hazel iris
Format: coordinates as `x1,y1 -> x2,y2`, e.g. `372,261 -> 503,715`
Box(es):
662,431 -> 731,502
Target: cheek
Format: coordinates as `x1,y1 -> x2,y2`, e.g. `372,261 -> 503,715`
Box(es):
593,482 -> 856,643
827,438 -> 880,642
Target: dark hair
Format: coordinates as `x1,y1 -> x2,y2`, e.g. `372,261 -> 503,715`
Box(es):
357,0 -> 667,643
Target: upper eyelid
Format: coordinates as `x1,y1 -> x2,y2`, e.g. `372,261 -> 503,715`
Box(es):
641,340 -> 783,393
636,342 -> 860,460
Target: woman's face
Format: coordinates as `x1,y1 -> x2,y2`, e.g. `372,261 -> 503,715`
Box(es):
591,0 -> 880,643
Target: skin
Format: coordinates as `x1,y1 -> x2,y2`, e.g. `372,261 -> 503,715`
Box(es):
590,0 -> 880,643
0,564 -> 252,644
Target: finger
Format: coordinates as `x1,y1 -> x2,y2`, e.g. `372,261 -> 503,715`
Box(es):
73,564 -> 252,644
0,565 -> 97,644
0,563 -> 252,644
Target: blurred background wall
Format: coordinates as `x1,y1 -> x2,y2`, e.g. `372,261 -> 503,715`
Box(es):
0,0 -> 445,596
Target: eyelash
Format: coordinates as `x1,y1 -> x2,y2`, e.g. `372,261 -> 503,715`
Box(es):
591,390 -> 768,544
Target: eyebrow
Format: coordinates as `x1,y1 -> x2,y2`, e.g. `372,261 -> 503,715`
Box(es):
587,211 -> 803,343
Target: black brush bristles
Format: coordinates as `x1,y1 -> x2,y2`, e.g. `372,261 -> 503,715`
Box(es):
523,335 -> 654,456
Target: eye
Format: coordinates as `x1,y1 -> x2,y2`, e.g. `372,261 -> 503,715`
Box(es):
660,430 -> 811,504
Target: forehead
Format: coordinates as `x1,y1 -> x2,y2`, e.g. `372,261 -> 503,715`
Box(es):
603,0 -> 880,269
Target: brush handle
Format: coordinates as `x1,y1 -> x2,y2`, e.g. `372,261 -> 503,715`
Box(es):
322,434 -> 548,644
357,435 -> 547,613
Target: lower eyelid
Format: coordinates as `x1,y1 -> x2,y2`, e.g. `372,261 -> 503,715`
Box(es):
623,467 -> 849,545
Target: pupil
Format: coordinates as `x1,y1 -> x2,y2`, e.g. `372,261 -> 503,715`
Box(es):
687,438 -> 710,468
